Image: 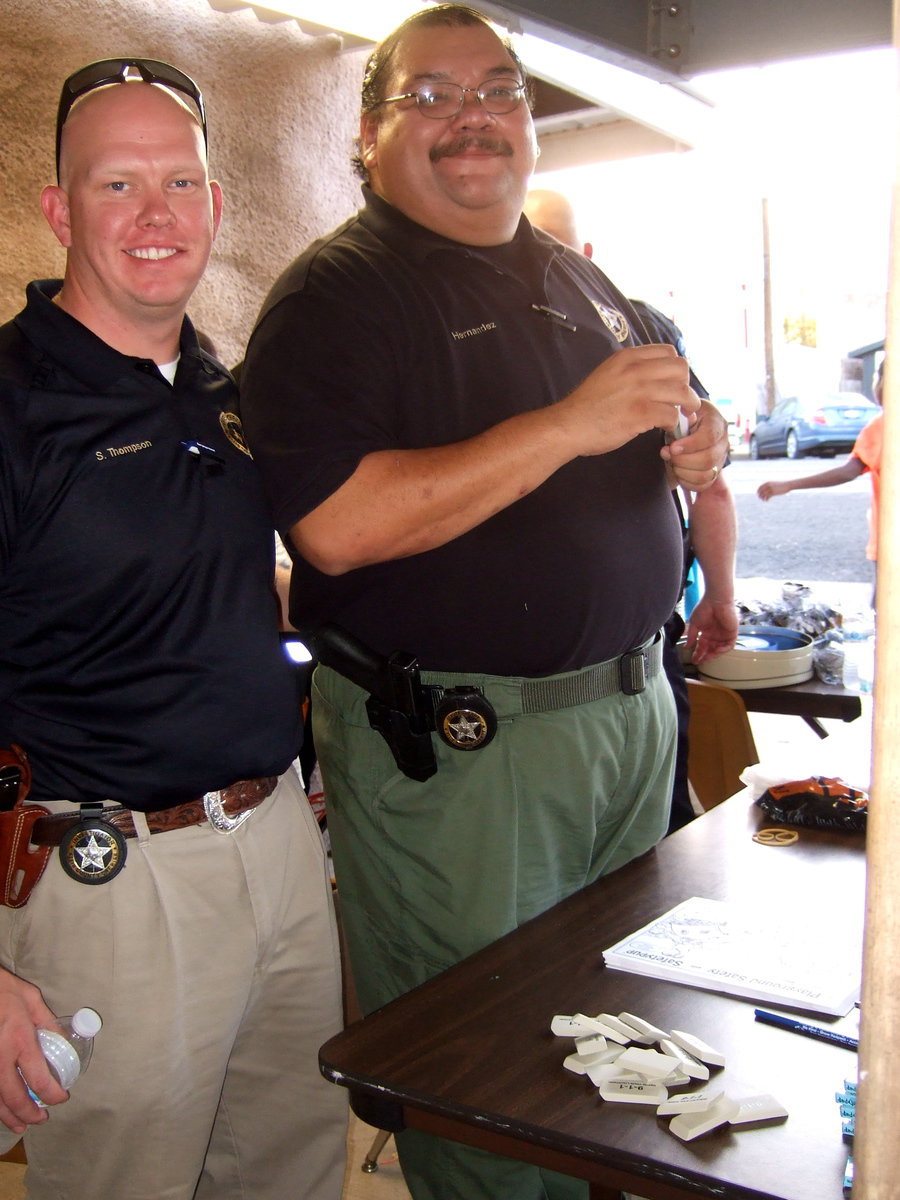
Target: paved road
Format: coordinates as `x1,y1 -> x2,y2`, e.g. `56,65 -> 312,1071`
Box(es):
725,452 -> 873,582
704,452 -> 876,617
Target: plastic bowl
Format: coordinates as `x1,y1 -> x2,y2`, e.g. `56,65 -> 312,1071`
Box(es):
697,624 -> 814,690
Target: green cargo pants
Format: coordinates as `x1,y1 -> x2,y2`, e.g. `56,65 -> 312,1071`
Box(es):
313,656 -> 676,1200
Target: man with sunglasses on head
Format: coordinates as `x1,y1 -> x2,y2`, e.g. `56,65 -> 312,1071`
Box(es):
0,61 -> 346,1199
242,8 -> 727,1198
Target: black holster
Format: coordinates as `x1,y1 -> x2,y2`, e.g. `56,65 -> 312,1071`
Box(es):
304,624 -> 438,782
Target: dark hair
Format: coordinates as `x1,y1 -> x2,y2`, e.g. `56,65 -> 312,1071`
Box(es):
351,4 -> 532,180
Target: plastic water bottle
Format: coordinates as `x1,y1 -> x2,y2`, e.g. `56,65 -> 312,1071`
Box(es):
855,636 -> 875,694
0,1006 -> 101,1155
841,639 -> 860,691
841,614 -> 875,693
33,1008 -> 102,1100
842,631 -> 876,694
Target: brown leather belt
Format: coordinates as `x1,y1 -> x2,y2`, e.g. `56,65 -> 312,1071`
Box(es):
27,776 -> 278,846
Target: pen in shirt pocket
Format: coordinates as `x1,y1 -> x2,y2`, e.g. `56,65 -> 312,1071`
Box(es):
180,439 -> 224,465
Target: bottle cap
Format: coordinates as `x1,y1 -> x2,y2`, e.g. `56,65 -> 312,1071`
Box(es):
71,1008 -> 102,1038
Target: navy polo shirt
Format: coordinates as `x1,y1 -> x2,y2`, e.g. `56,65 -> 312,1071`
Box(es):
0,282 -> 301,808
241,190 -> 682,676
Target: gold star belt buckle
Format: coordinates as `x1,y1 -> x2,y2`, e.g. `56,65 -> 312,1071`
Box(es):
434,687 -> 498,752
59,804 -> 127,885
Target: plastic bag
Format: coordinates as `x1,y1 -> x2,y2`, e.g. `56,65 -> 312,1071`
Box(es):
756,776 -> 867,833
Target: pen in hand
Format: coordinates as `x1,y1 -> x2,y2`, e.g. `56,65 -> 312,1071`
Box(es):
754,1008 -> 859,1051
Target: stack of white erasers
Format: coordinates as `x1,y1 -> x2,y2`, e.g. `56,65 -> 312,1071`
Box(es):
552,1011 -> 788,1141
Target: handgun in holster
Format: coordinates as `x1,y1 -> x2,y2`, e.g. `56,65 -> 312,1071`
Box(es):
304,622 -> 439,781
303,623 -> 497,782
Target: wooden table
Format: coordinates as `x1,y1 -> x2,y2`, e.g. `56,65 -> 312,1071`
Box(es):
320,796 -> 865,1200
691,672 -> 862,737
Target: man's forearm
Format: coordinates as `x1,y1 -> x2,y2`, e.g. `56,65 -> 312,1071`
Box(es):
292,344 -> 698,575
290,408 -> 576,575
686,475 -> 737,602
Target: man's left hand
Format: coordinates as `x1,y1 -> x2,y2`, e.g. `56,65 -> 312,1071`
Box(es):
684,597 -> 739,664
661,398 -> 728,492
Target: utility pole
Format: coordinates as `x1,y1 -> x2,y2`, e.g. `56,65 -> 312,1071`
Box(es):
761,197 -> 776,415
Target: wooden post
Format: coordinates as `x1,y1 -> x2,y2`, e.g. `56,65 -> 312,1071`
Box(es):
853,9 -> 899,1193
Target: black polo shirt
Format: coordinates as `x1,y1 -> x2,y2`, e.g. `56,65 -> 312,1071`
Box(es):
0,282 -> 301,808
241,190 -> 682,676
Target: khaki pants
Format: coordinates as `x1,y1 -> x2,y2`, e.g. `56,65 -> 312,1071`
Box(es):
0,770 -> 348,1200
313,661 -> 676,1200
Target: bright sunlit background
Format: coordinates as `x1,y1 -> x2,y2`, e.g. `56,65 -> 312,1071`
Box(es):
534,47 -> 895,416
216,1 -> 894,416
255,4 -> 894,419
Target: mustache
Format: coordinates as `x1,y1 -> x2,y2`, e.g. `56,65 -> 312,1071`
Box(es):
430,136 -> 514,162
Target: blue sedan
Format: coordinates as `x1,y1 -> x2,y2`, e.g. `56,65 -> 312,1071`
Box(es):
749,393 -> 880,459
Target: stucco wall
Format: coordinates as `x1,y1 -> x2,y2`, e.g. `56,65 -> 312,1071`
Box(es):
0,0 -> 367,365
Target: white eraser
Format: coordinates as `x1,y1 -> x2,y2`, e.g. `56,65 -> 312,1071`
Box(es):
587,1062 -> 638,1088
616,1046 -> 681,1081
657,1088 -> 724,1116
599,1079 -> 668,1105
583,1045 -> 626,1068
564,1046 -> 623,1075
595,1013 -> 646,1042
617,1012 -> 670,1043
660,1067 -> 692,1088
729,1094 -> 789,1125
576,1017 -> 630,1045
659,1038 -> 710,1081
572,1013 -> 618,1036
564,1052 -> 602,1075
574,1034 -> 608,1056
552,1015 -> 604,1037
667,1030 -> 726,1067
669,1094 -> 739,1140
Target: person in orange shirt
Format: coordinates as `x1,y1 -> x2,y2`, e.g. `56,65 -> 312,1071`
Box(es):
757,360 -> 883,605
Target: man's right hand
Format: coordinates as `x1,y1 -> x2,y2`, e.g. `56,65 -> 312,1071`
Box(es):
0,970 -> 68,1135
291,342 -> 698,576
558,343 -> 698,458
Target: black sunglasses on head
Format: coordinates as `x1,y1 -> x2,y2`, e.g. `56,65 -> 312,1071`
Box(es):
55,58 -> 207,178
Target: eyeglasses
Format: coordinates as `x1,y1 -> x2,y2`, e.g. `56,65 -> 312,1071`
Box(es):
378,77 -> 528,120
55,58 -> 207,177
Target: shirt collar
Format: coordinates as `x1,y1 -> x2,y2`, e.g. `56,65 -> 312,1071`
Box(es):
358,186 -> 563,273
15,280 -> 210,391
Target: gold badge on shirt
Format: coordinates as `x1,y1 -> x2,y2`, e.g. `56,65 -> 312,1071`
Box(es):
592,302 -> 630,343
220,412 -> 252,457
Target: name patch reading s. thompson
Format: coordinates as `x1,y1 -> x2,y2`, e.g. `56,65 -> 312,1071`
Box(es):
220,412 -> 252,457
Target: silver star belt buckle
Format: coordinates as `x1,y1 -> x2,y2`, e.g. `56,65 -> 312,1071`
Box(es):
203,790 -> 255,835
59,807 -> 127,885
433,687 -> 498,751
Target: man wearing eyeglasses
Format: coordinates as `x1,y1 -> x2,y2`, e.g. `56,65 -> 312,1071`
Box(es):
242,8 -> 727,1198
0,62 -> 346,1199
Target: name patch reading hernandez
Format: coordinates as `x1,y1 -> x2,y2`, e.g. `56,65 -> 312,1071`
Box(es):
95,441 -> 153,461
451,322 -> 497,341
